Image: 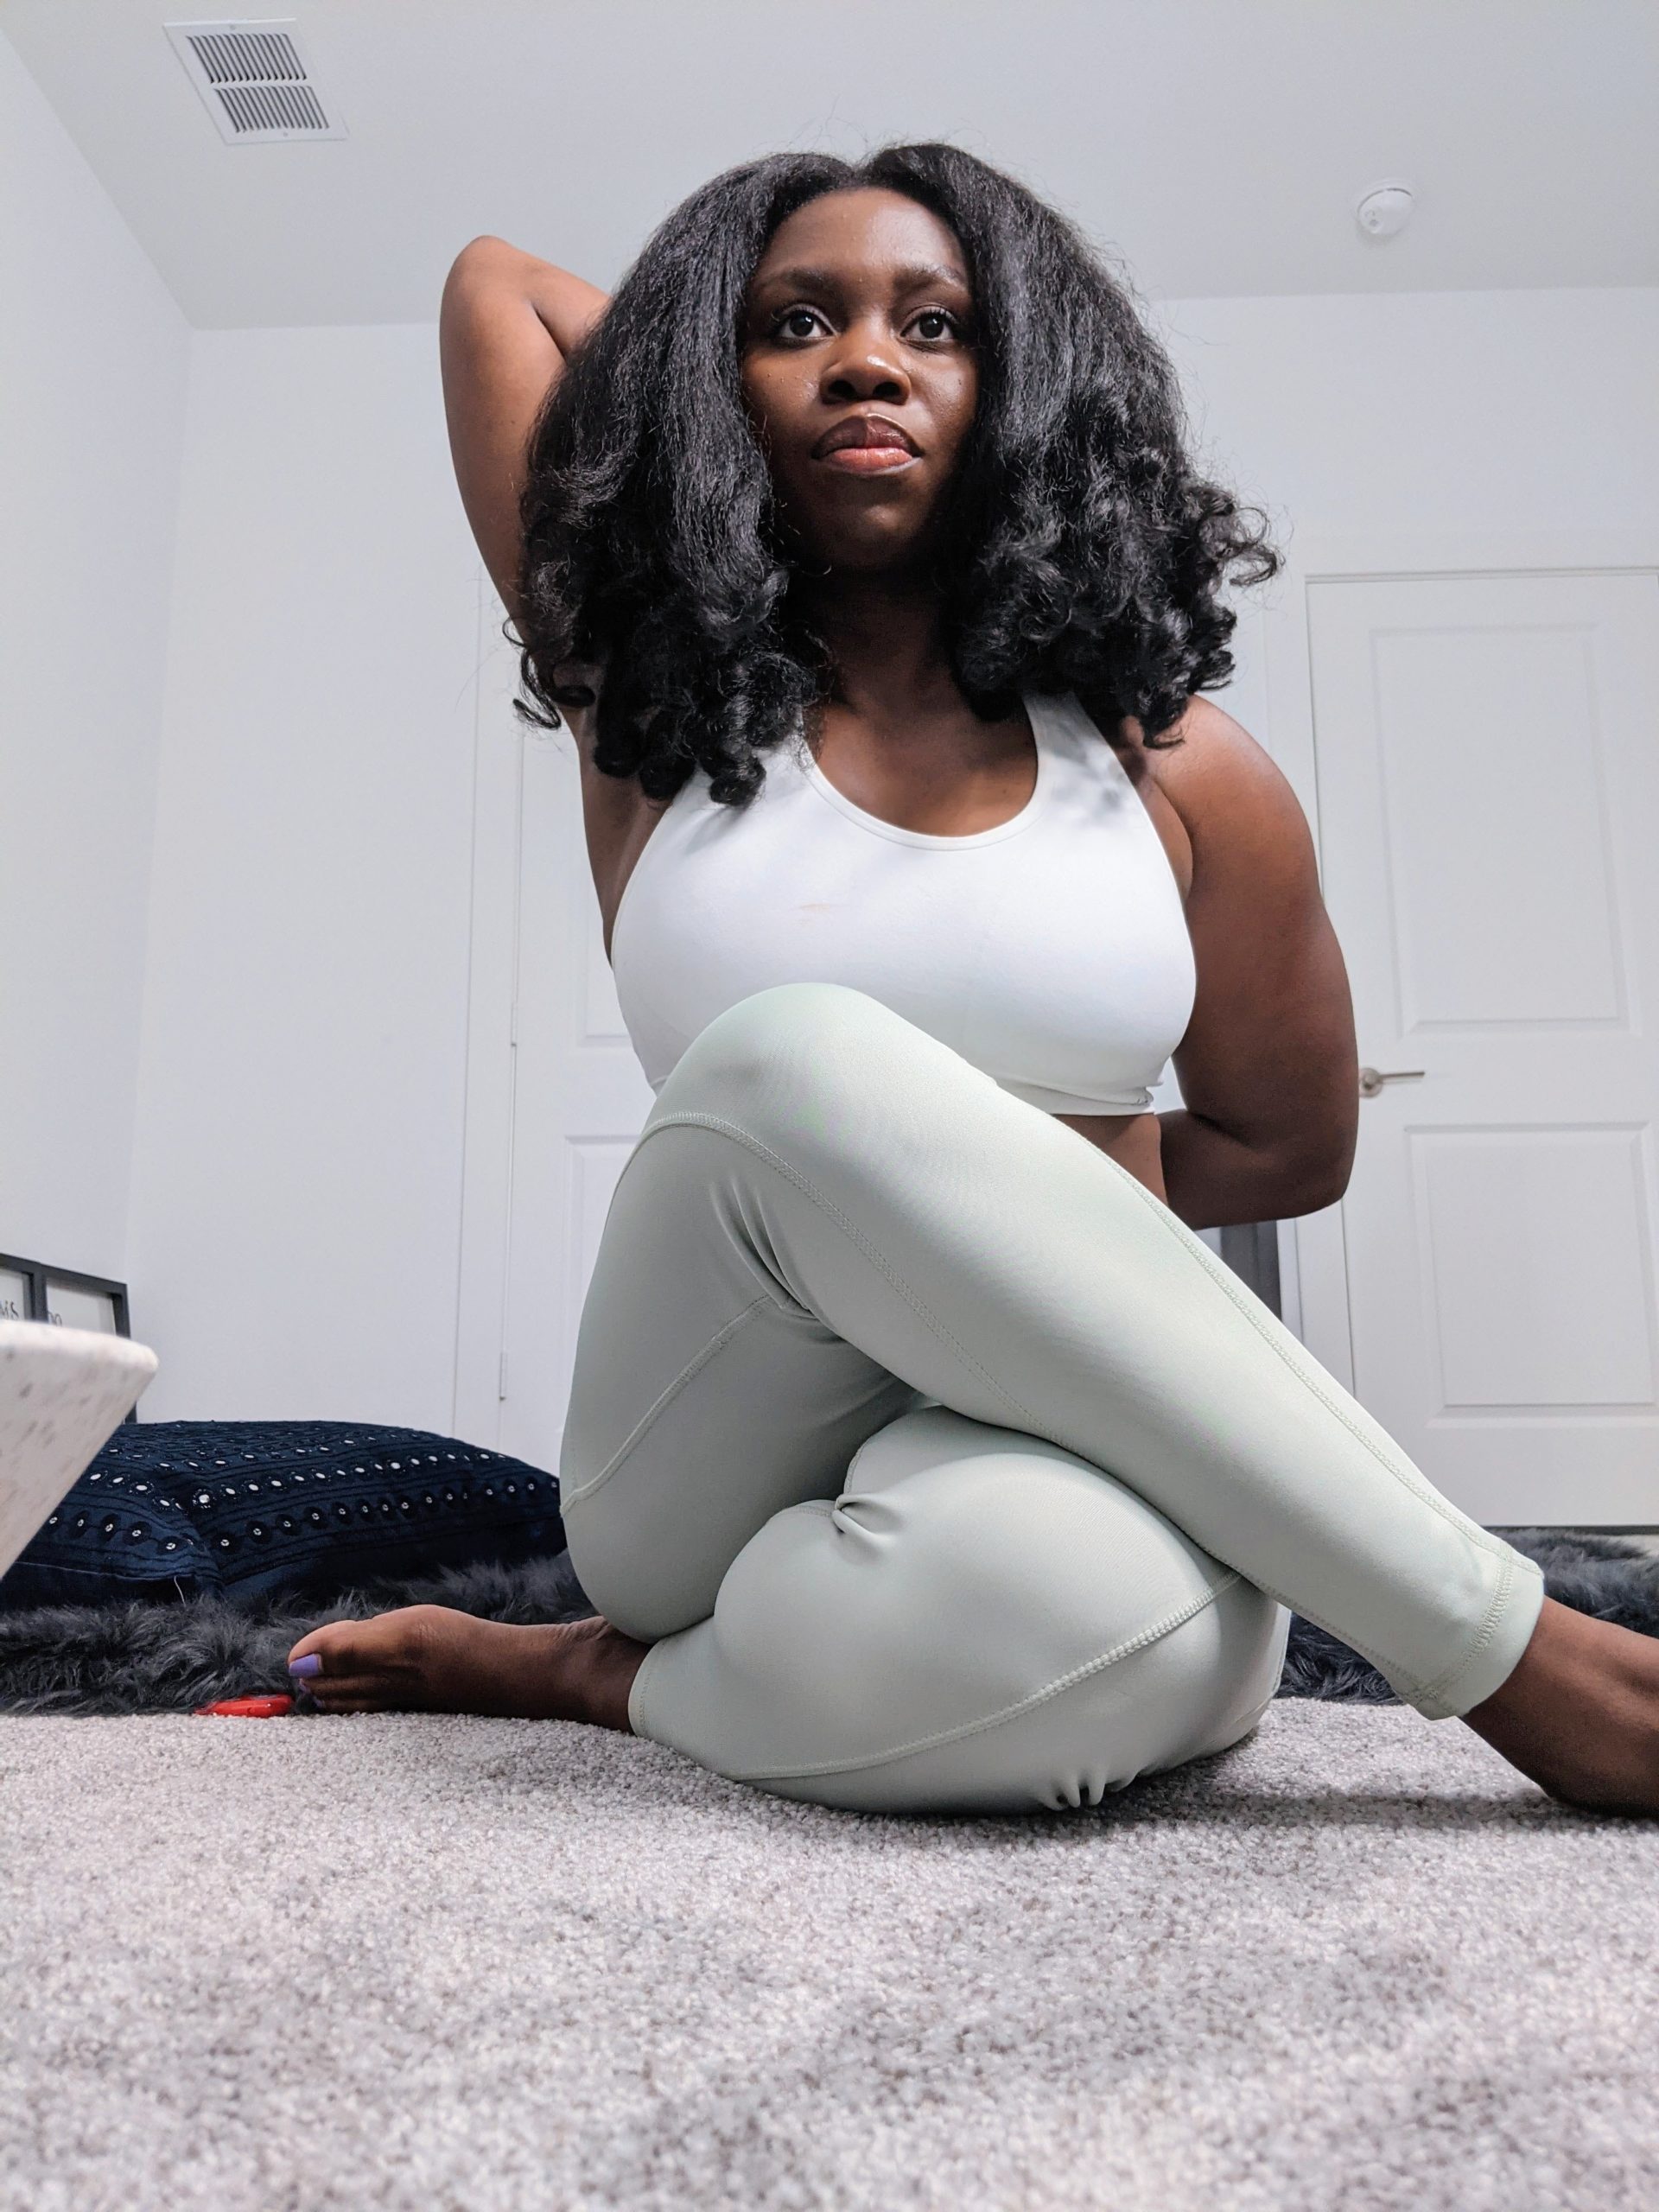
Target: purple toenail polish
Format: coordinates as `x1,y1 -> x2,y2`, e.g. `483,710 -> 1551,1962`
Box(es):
289,1654 -> 322,1679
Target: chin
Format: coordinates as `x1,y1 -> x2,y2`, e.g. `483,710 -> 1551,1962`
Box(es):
780,488 -> 938,575
804,528 -> 933,578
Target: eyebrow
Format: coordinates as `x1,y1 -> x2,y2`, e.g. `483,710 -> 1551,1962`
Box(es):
750,261 -> 973,296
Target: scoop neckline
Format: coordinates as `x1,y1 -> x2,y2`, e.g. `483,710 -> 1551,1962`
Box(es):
799,690 -> 1055,849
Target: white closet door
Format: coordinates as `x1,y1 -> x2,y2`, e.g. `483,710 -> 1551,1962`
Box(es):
453,580 -> 653,1469
1306,570 -> 1659,1523
496,725 -> 654,1471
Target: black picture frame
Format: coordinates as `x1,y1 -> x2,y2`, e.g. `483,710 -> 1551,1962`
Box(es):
0,1253 -> 139,1422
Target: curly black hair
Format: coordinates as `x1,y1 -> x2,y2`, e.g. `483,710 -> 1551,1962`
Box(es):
511,140 -> 1283,806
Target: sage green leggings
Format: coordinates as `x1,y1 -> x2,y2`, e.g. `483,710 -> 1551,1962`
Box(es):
557,982 -> 1546,1815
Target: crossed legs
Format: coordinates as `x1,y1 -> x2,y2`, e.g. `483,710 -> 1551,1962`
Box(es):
289,983 -> 1659,1817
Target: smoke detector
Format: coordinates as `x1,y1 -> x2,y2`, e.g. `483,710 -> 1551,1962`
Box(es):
1354,179 -> 1414,239
165,19 -> 347,143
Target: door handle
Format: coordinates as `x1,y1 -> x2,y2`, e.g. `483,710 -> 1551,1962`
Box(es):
1357,1065 -> 1427,1099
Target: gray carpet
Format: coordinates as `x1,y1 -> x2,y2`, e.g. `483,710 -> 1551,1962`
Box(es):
2,1699 -> 1656,2211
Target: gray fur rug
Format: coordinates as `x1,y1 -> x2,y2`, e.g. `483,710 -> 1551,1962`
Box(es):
0,1529 -> 1655,1716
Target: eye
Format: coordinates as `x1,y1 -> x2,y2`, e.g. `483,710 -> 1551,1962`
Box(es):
906,308 -> 965,344
771,305 -> 829,342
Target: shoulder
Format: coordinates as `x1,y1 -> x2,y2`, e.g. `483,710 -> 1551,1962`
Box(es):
1116,696 -> 1315,895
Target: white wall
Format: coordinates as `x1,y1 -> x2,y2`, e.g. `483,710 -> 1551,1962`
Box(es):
123,327 -> 483,1425
0,35 -> 187,1282
1158,285 -> 1659,539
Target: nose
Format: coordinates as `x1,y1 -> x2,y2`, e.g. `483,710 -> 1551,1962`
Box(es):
821,322 -> 910,408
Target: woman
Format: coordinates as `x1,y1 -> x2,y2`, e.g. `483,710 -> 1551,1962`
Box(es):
288,143 -> 1659,1818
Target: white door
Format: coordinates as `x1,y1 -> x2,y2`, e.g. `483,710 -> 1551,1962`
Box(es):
451,580 -> 654,1468
1306,570 -> 1659,1523
496,714 -> 656,1470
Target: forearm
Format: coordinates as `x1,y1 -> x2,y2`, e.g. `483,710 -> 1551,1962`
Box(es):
1156,1108 -> 1346,1230
438,238 -> 611,632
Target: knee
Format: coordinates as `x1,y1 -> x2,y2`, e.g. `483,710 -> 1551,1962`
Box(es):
651,982 -> 920,1128
631,1408 -> 1288,1815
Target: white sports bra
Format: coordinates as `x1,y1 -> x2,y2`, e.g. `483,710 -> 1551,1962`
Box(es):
609,689 -> 1196,1115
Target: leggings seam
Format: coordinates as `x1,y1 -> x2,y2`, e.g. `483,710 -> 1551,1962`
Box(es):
632,1111 -> 1039,1432
1414,1542 -> 1523,1714
560,1291 -> 776,1509
719,1556 -> 1243,1783
1096,1160 -> 1532,1708
1113,1167 -> 1513,1563
635,1108 -> 1451,1703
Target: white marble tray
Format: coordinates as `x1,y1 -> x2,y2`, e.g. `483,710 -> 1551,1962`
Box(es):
0,1322 -> 159,1582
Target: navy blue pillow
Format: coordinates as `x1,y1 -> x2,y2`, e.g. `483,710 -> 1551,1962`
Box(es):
0,1421 -> 566,1611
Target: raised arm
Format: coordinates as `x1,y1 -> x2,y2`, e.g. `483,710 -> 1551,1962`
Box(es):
438,235 -> 608,632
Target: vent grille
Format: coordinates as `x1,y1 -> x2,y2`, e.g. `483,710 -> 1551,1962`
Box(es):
165,19 -> 347,143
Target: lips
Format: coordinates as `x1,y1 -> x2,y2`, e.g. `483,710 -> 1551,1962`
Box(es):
812,414 -> 919,460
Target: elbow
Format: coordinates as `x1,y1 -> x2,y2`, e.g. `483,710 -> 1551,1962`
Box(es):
445,236 -> 521,294
1283,1167 -> 1350,1217
1275,1135 -> 1356,1218
454,232 -> 511,264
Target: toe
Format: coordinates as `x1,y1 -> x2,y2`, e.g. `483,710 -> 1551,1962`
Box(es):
286,1618 -> 361,1679
286,1605 -> 462,1703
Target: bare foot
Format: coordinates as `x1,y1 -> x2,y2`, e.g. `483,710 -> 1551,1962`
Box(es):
284,1605 -> 650,1730
1461,1596 -> 1659,1816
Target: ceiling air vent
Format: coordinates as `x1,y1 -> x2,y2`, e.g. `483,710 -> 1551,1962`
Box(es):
165,19 -> 347,143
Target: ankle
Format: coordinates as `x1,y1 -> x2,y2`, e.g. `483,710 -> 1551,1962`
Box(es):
1467,1596 -> 1636,1726
1459,1596 -> 1659,1794
570,1618 -> 651,1733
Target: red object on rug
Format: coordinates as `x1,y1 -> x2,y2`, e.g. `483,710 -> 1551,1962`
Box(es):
192,1694 -> 296,1718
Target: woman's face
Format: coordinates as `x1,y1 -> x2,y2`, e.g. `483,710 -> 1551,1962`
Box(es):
739,187 -> 978,577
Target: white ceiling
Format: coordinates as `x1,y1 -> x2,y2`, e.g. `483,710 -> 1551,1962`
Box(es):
10,0 -> 1656,328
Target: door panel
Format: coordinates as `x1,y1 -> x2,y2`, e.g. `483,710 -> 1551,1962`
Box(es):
499,709 -> 654,1472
